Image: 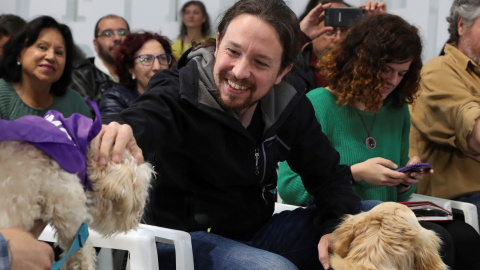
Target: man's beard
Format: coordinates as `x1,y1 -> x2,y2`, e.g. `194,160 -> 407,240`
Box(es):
97,41 -> 120,66
215,70 -> 256,114
463,34 -> 480,66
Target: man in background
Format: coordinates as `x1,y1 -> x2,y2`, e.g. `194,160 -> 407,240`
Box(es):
0,14 -> 26,57
409,0 -> 480,224
70,14 -> 129,103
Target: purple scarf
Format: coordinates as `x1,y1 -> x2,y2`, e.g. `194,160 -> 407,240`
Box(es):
0,99 -> 102,190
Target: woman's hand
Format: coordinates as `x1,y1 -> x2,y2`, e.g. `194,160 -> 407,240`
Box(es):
360,1 -> 387,17
318,233 -> 334,270
300,2 -> 333,40
90,122 -> 143,166
351,157 -> 406,187
399,156 -> 434,187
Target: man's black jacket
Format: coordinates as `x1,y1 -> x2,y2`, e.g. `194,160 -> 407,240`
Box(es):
103,47 -> 360,237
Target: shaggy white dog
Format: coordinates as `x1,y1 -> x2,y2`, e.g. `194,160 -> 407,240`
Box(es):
0,108 -> 153,269
330,202 -> 448,270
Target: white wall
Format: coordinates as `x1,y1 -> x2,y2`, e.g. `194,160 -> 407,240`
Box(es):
0,0 -> 452,62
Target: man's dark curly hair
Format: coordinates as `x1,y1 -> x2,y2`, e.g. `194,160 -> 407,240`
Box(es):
319,13 -> 423,112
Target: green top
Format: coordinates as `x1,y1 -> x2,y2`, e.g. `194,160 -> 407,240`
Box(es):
277,88 -> 415,205
0,78 -> 91,120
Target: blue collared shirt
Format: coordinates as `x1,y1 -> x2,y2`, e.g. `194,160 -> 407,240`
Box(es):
0,233 -> 11,270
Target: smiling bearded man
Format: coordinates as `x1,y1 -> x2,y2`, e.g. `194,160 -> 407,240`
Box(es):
99,0 -> 361,269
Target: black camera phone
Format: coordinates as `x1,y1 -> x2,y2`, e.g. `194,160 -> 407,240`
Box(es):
324,7 -> 366,27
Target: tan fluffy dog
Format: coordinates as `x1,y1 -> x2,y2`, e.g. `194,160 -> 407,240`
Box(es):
330,202 -> 448,270
0,140 -> 153,269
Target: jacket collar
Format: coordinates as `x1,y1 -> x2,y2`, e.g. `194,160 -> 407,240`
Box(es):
94,56 -> 119,83
445,43 -> 480,75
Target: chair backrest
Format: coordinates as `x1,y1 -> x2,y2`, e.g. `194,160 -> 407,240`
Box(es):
139,224 -> 195,270
39,224 -> 159,270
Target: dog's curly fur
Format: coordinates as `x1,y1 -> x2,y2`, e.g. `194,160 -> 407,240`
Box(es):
0,140 -> 154,270
330,202 -> 448,270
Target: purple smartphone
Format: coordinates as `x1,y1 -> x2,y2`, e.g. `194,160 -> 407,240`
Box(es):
396,163 -> 432,173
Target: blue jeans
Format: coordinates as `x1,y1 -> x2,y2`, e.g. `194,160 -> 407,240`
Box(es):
360,200 -> 383,211
157,206 -> 325,270
454,193 -> 480,227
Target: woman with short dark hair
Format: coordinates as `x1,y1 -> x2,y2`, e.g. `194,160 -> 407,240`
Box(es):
0,15 -> 90,120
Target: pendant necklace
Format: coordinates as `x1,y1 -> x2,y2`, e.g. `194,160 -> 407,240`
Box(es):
355,109 -> 377,149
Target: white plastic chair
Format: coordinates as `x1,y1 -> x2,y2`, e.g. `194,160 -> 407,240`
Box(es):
38,224 -> 159,270
273,202 -> 300,214
139,199 -> 480,270
137,202 -> 299,270
139,224 -> 195,270
407,193 -> 479,234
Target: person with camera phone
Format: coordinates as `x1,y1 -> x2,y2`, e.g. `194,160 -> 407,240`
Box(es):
294,1 -> 386,93
279,12 -> 480,269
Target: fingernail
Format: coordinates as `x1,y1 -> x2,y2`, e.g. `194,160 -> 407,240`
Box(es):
99,158 -> 106,166
113,154 -> 120,163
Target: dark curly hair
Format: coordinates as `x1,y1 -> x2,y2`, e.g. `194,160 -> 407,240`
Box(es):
114,31 -> 174,88
0,15 -> 74,96
319,14 -> 423,112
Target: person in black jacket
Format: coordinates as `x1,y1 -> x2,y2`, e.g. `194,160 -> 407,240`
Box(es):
99,32 -> 175,116
70,14 -> 130,103
93,1 -> 360,269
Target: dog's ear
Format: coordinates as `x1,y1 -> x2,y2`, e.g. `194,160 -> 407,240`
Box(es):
332,214 -> 358,258
415,230 -> 449,270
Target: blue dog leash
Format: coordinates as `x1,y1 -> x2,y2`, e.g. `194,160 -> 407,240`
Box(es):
51,222 -> 89,270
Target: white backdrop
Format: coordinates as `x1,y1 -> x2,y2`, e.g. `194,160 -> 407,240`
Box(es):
0,0 -> 452,63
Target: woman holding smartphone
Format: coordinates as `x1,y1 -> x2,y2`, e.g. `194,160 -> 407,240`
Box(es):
278,13 -> 480,269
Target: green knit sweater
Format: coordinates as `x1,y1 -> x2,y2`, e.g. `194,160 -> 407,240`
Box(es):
0,78 -> 91,120
278,88 -> 415,205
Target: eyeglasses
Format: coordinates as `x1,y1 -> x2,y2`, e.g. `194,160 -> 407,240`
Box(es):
97,29 -> 129,38
135,54 -> 172,66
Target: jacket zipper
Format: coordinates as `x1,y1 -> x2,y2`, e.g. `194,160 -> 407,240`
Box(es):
254,148 -> 260,175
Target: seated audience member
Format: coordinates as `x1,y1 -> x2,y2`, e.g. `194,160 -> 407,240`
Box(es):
100,32 -> 175,116
0,16 -> 91,120
294,1 -> 386,92
409,0 -> 480,226
171,1 -> 214,60
94,1 -> 361,269
0,226 -> 54,270
0,14 -> 26,57
70,14 -> 130,103
278,13 -> 480,269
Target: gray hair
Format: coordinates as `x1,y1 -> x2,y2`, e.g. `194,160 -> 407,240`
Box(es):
447,0 -> 480,44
